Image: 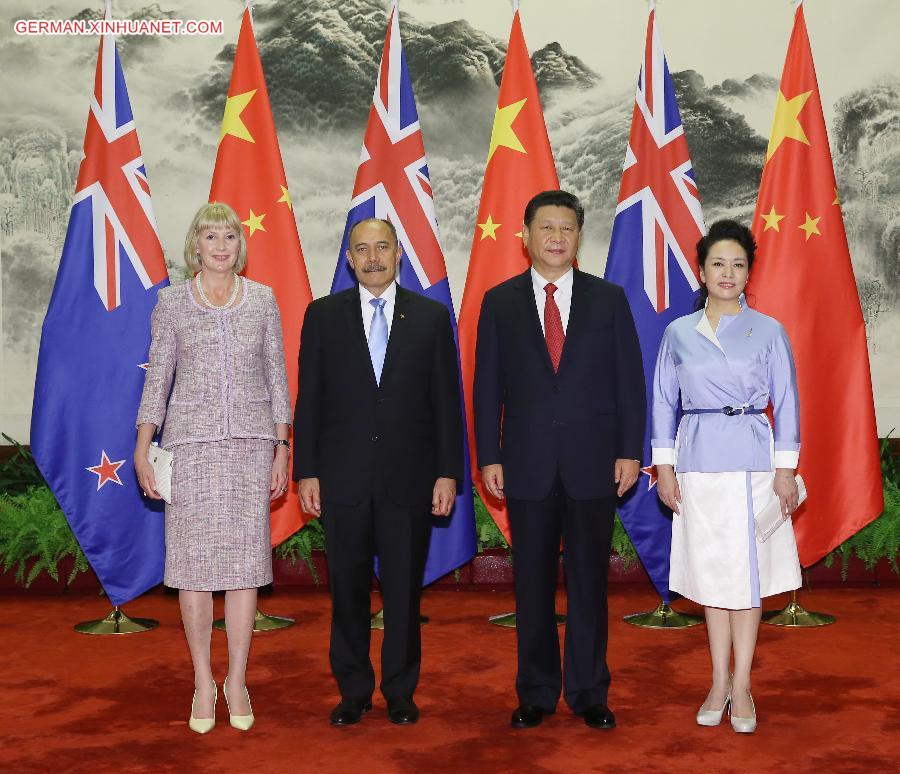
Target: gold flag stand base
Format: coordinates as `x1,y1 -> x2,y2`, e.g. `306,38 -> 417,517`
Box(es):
762,590 -> 835,627
488,612 -> 566,628
370,609 -> 429,630
623,601 -> 704,629
213,608 -> 294,632
74,606 -> 159,635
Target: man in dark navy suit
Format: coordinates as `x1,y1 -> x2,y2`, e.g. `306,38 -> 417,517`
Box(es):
294,218 -> 462,727
474,190 -> 645,730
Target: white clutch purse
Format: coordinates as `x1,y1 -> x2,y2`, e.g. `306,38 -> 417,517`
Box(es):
754,474 -> 806,543
147,442 -> 173,504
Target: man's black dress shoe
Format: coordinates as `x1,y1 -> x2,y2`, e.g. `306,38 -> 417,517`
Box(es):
329,699 -> 372,726
387,697 -> 419,725
581,703 -> 616,729
511,704 -> 551,728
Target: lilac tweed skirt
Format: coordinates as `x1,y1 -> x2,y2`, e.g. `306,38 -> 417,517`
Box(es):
164,438 -> 273,590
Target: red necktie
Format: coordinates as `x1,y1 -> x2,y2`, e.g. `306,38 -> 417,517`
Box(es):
544,283 -> 564,372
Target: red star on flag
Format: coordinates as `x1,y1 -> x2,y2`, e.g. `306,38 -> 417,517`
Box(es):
641,465 -> 658,490
86,450 -> 126,490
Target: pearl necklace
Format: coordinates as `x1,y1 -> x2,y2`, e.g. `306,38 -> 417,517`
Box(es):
196,271 -> 241,310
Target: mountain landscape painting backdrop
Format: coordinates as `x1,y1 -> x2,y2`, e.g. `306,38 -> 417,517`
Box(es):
2,0 -> 898,440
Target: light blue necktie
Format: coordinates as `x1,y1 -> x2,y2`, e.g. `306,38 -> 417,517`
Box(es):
368,297 -> 388,385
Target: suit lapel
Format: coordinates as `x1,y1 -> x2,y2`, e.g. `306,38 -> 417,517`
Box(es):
379,285 -> 410,386
556,269 -> 587,377
513,269 -> 555,378
343,288 -> 377,388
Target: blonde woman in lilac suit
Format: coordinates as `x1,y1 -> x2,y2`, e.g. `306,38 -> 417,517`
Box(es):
652,221 -> 802,734
134,202 -> 291,734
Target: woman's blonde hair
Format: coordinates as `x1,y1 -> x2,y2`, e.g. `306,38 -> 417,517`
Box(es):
183,201 -> 248,273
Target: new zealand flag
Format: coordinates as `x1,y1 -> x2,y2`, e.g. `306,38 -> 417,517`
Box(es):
330,2 -> 477,585
31,33 -> 169,605
604,6 -> 704,601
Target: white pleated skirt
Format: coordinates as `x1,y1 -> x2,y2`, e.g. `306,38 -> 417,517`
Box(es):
669,470 -> 802,609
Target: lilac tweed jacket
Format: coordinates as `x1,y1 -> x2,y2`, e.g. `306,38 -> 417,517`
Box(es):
136,278 -> 291,449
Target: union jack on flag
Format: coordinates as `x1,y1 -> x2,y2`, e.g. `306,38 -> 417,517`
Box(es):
332,3 -> 446,299
603,3 -> 705,602
331,0 -> 476,585
31,31 -> 169,606
75,36 -> 168,310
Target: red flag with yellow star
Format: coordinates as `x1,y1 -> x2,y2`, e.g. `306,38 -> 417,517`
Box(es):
457,9 -> 559,542
748,1 -> 883,566
209,8 -> 314,545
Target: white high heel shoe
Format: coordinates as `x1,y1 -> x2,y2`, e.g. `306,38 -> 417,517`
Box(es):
730,692 -> 757,733
224,677 -> 255,731
696,694 -> 731,726
188,682 -> 217,734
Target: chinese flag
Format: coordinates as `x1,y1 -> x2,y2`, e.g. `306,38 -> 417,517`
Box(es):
748,2 -> 883,566
457,9 -> 559,542
210,9 -> 314,545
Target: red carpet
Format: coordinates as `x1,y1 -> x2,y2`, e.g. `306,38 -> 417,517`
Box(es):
2,587 -> 899,772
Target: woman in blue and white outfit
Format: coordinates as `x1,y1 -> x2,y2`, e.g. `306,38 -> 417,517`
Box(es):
652,220 -> 802,734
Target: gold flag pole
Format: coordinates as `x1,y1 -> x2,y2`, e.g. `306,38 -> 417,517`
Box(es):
487,549 -> 564,627
213,608 -> 294,632
74,606 -> 159,635
762,589 -> 835,627
489,612 -> 566,628
371,610 -> 430,630
487,555 -> 564,627
623,598 -> 704,628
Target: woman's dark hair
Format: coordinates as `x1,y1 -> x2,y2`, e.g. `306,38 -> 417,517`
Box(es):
694,219 -> 757,310
523,189 -> 585,229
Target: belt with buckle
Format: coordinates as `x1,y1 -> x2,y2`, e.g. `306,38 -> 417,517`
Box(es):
682,405 -> 764,416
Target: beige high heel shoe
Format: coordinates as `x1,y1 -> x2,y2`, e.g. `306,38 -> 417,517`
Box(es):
188,682 -> 217,734
224,677 -> 255,731
696,694 -> 731,726
730,692 -> 757,734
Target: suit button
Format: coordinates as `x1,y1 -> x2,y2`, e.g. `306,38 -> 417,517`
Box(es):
376,397 -> 385,404
553,385 -> 559,393
371,435 -> 379,442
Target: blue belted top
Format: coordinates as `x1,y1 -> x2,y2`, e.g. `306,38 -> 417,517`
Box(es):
651,297 -> 801,473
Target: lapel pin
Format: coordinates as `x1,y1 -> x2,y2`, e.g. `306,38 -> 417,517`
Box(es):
400,313 -> 405,319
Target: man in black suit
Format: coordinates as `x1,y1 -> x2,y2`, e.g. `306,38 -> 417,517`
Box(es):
474,190 -> 645,730
294,218 -> 462,727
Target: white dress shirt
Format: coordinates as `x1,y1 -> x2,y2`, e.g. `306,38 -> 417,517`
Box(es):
359,281 -> 397,340
531,266 -> 573,335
